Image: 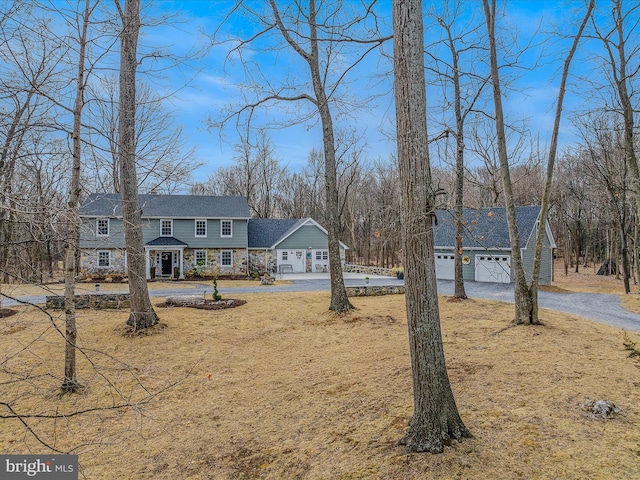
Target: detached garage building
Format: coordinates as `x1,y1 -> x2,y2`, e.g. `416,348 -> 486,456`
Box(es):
433,206 -> 556,285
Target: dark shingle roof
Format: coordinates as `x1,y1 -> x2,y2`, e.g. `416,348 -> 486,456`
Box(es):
79,193 -> 251,218
434,206 -> 541,249
248,218 -> 305,248
145,236 -> 188,247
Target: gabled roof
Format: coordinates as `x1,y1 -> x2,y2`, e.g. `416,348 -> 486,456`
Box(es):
145,236 -> 188,247
248,218 -> 302,248
434,206 -> 545,250
79,193 -> 251,219
248,217 -> 348,249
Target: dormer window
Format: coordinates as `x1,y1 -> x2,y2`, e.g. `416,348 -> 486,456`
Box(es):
160,219 -> 173,236
96,219 -> 110,236
221,220 -> 232,238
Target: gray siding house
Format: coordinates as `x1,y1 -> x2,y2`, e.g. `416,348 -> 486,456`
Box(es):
79,194 -> 345,278
433,206 -> 556,285
248,218 -> 347,274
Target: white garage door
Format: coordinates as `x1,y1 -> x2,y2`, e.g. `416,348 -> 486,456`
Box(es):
475,255 -> 511,283
435,254 -> 455,280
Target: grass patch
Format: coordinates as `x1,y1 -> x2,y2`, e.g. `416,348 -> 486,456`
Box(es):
538,284 -> 571,294
620,294 -> 640,315
552,260 -> 631,295
1,292 -> 639,479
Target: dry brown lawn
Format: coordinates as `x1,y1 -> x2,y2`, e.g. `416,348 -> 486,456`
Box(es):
1,284 -> 639,479
549,260 -> 640,315
551,259 -> 633,295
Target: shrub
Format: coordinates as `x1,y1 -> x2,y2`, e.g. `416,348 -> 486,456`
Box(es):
212,276 -> 222,302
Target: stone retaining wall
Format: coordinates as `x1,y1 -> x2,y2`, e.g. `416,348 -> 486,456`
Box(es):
46,294 -> 130,310
165,295 -> 205,306
344,264 -> 395,276
345,285 -> 405,297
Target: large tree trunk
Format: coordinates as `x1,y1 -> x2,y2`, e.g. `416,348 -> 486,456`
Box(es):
118,0 -> 159,330
453,143 -> 467,298
393,0 -> 471,453
452,52 -> 467,299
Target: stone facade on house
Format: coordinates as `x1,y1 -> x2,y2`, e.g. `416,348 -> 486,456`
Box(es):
79,194 -> 348,280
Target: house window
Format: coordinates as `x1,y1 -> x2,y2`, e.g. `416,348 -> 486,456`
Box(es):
97,250 -> 111,268
282,251 -> 288,261
220,220 -> 232,237
160,219 -> 173,236
195,250 -> 207,267
195,219 -> 207,237
96,219 -> 110,236
220,250 -> 233,267
315,250 -> 328,260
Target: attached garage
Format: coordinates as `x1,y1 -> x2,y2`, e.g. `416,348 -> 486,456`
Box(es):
475,255 -> 511,283
435,254 -> 455,280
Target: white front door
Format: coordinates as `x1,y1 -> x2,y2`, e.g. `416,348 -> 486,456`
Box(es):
475,255 -> 511,283
278,250 -> 306,273
435,254 -> 455,280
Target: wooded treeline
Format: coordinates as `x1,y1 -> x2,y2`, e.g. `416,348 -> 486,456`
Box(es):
190,129 -> 640,282
1,1 -> 638,290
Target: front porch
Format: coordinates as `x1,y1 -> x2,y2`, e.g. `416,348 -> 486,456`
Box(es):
145,237 -> 188,280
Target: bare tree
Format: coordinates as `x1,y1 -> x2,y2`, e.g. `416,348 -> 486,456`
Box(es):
393,0 -> 471,453
591,0 -> 640,291
427,2 -> 490,299
115,0 -> 158,330
211,1 -> 389,312
85,77 -> 200,194
0,2 -> 67,283
198,131 -> 288,217
574,114 -> 631,290
60,0 -> 99,394
528,0 -> 594,319
482,0 -> 591,324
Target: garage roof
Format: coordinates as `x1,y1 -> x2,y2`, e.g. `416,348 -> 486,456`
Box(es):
433,206 -> 546,249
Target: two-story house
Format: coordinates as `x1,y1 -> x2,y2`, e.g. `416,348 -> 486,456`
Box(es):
79,193 -> 251,279
79,193 -> 347,279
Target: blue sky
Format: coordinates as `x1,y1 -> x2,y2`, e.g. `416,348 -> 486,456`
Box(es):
136,0 -> 627,181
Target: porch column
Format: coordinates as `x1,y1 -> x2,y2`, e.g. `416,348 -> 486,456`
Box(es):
179,247 -> 185,279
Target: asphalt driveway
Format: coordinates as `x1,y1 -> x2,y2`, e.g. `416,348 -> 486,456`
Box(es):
4,274 -> 640,333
